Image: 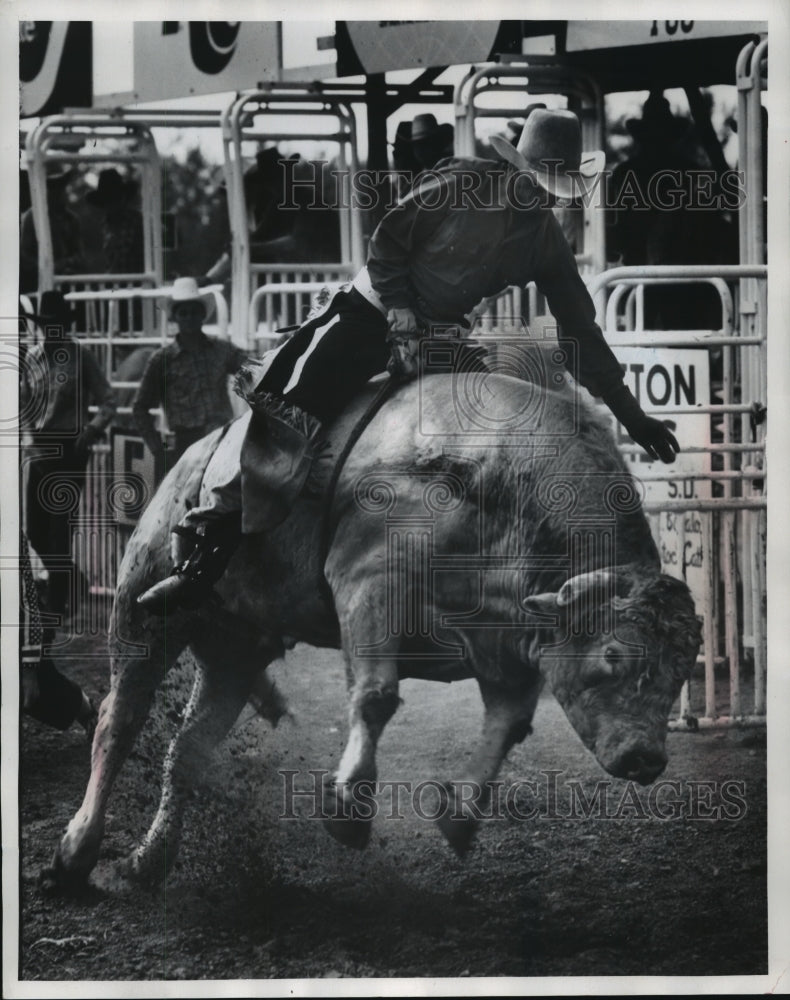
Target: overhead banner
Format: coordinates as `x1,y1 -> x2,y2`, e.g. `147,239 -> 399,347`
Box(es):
342,20 -> 501,74
566,20 -> 766,52
19,21 -> 93,117
93,22 -> 282,105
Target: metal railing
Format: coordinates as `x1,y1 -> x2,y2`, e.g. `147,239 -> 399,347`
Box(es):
221,86 -> 364,345
586,264 -> 766,727
24,115 -> 164,294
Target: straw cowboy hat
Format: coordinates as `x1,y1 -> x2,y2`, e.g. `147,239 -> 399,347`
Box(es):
489,108 -> 605,201
157,277 -> 223,320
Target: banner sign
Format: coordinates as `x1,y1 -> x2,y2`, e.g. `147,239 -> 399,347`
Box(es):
566,20 -> 766,52
19,21 -> 93,117
342,20 -> 501,75
94,22 -> 283,105
607,347 -> 711,611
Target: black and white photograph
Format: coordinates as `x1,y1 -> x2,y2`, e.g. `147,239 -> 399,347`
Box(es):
3,3 -> 788,994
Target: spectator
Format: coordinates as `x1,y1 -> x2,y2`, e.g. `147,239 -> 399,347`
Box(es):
19,163 -> 85,294
132,277 -> 248,466
86,168 -> 144,274
21,291 -> 116,618
391,120 -> 420,175
606,90 -> 736,327
20,530 -> 97,738
203,147 -> 303,286
408,114 -> 455,171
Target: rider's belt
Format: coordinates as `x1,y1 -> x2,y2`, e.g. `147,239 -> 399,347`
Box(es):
351,267 -> 387,317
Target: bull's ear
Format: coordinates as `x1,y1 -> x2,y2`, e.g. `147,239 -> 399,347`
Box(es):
556,568 -> 616,608
522,592 -> 561,621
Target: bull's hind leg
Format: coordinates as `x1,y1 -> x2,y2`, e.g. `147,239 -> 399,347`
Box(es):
50,609 -> 193,891
129,620 -> 284,884
436,676 -> 542,856
323,647 -> 400,850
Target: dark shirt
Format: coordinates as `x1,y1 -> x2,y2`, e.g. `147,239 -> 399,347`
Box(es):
132,332 -> 248,434
21,338 -> 116,438
366,157 -> 625,398
101,205 -> 144,273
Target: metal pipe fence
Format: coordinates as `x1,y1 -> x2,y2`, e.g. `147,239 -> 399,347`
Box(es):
584,265 -> 767,728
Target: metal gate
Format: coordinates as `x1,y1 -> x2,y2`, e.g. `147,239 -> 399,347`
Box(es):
221,85 -> 365,348
587,263 -> 767,727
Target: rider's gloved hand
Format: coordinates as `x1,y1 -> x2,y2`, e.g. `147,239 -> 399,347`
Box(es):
387,307 -> 419,336
386,308 -> 421,382
603,384 -> 680,464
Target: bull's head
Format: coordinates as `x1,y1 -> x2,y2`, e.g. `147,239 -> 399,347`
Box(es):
523,566 -> 702,785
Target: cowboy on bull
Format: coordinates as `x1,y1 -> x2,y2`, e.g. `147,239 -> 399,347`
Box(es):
138,109 -> 679,614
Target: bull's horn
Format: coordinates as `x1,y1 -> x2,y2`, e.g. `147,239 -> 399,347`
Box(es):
522,591 -> 560,619
556,569 -> 615,608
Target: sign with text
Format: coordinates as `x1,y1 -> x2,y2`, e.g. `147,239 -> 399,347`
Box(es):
606,348 -> 711,612
566,20 -> 766,52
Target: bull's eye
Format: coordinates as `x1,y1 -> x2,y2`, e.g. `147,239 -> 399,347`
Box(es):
604,645 -> 623,665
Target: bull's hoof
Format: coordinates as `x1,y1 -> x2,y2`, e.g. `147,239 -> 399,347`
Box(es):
321,781 -> 373,850
126,846 -> 171,887
435,782 -> 478,858
39,849 -> 91,896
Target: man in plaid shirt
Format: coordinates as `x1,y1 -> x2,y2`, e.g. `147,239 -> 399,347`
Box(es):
132,278 -> 248,464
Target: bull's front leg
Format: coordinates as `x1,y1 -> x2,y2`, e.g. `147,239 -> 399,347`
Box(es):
129,622 -> 283,884
322,654 -> 400,849
49,612 -> 191,892
436,675 -> 542,856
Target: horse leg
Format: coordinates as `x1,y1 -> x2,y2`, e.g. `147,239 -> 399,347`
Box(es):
323,652 -> 400,850
436,675 -> 542,856
129,621 -> 283,884
49,614 -> 192,891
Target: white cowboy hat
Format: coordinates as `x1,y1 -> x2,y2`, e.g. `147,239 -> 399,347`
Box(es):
157,277 -> 224,322
489,109 -> 605,201
157,277 -> 222,303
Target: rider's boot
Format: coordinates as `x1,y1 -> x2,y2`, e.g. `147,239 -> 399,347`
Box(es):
137,394 -> 323,615
136,513 -> 242,615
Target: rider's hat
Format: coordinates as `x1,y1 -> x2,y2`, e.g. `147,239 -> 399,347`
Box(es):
489,108 -> 604,200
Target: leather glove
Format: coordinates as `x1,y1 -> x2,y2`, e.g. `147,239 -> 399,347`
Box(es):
387,307 -> 419,337
386,307 -> 421,382
603,385 -> 680,464
386,334 -> 420,382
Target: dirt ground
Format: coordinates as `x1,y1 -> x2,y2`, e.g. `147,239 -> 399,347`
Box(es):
16,621 -> 768,984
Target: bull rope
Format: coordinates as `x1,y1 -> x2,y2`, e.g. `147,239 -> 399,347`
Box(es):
317,376 -> 398,602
